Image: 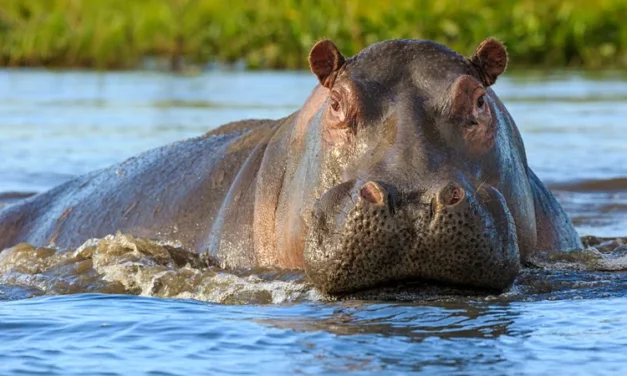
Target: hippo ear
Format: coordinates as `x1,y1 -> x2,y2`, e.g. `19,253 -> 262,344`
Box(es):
470,38 -> 508,86
309,40 -> 346,88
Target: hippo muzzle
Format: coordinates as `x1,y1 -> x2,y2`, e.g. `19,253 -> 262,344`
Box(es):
304,179 -> 520,295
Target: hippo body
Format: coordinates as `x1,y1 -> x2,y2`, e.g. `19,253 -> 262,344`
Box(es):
0,38 -> 582,294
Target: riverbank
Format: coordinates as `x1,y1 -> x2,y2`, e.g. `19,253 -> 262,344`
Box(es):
0,0 -> 626,70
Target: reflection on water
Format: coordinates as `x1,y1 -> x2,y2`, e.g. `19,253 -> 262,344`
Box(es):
0,69 -> 626,375
1,294 -> 626,375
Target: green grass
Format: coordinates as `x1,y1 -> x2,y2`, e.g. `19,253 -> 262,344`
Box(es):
1,0 -> 626,70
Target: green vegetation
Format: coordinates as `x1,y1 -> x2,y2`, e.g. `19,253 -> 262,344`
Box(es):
1,0 -> 626,70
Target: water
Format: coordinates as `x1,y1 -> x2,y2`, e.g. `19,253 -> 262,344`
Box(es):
1,295 -> 626,376
0,69 -> 626,375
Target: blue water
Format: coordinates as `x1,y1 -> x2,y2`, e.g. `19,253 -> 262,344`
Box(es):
1,295 -> 627,375
0,69 -> 626,375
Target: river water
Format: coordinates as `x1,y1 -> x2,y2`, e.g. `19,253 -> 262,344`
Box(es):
0,69 -> 626,375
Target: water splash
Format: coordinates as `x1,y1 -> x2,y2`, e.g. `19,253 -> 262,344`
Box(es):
0,233 -> 320,304
528,236 -> 627,271
1,233 -> 626,304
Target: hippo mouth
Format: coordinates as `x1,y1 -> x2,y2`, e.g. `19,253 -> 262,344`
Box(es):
303,180 -> 521,295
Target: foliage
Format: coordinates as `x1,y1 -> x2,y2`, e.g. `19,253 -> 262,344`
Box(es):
0,0 -> 625,69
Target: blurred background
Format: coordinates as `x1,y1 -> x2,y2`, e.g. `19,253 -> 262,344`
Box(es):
0,0 -> 626,70
0,0 -> 625,237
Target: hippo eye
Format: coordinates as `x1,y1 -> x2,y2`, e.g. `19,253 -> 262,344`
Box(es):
476,95 -> 485,109
329,90 -> 347,123
330,90 -> 342,111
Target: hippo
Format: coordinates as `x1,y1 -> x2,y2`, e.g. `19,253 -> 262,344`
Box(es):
0,38 -> 582,295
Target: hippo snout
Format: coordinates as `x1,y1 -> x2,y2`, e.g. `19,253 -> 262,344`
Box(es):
304,180 -> 521,295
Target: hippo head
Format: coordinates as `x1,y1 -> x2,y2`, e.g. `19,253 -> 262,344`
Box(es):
282,38 -> 532,295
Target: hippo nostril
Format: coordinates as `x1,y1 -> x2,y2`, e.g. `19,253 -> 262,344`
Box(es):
449,187 -> 464,206
359,181 -> 385,205
435,183 -> 466,209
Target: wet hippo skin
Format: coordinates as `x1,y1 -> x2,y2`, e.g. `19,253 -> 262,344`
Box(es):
0,38 -> 582,295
